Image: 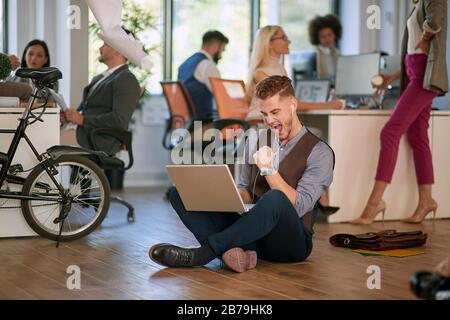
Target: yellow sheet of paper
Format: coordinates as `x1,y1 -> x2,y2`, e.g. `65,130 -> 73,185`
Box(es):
352,249 -> 425,257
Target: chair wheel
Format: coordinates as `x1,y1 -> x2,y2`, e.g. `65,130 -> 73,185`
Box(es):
127,211 -> 135,223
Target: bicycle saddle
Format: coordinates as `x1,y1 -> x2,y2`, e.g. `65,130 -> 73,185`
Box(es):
15,67 -> 62,87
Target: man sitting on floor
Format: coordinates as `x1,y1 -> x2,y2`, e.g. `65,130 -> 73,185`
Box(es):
149,75 -> 334,272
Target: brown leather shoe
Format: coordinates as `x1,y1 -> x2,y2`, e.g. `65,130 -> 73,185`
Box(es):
222,248 -> 257,273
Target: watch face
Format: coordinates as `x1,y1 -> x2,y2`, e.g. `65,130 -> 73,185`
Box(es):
260,167 -> 276,176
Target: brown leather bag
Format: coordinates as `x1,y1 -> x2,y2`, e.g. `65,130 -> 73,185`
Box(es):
329,229 -> 427,251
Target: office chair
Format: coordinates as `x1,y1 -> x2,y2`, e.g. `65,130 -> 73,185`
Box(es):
209,77 -> 251,179
160,80 -> 248,152
88,127 -> 136,222
209,77 -> 250,143
208,77 -> 249,126
160,79 -> 249,186
160,81 -> 199,151
85,87 -> 145,223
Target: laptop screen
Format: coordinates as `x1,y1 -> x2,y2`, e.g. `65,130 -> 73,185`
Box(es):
295,79 -> 330,103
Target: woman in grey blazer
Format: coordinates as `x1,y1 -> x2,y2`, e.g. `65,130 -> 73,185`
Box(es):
352,0 -> 448,225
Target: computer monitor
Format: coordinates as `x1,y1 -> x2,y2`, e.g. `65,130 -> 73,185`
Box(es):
379,55 -> 401,109
335,53 -> 381,97
380,55 -> 401,87
290,50 -> 317,83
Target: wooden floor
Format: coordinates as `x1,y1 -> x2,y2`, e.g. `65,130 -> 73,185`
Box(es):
1,187 -> 449,300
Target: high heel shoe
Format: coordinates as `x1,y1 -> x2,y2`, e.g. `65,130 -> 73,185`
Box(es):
317,202 -> 340,216
350,200 -> 386,225
402,201 -> 438,224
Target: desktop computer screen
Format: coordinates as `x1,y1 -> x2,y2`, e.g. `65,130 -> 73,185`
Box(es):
379,55 -> 401,109
289,50 -> 317,84
380,55 -> 401,87
335,53 -> 381,97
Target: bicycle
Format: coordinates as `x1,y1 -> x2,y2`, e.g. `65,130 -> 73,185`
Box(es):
0,67 -> 111,247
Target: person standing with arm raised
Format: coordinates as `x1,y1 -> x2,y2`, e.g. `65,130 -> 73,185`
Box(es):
352,0 -> 448,224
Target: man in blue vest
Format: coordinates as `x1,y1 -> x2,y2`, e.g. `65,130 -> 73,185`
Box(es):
177,30 -> 229,120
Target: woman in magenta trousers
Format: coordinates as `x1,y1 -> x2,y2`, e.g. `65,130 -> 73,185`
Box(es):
352,0 -> 448,224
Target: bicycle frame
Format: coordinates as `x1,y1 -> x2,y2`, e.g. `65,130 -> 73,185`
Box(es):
0,87 -> 65,203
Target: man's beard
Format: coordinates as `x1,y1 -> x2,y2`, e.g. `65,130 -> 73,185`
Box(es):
213,53 -> 221,64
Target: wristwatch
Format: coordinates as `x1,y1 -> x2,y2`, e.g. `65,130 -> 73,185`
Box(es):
260,167 -> 277,176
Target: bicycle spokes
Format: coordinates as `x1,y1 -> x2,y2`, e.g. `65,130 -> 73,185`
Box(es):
25,161 -> 105,238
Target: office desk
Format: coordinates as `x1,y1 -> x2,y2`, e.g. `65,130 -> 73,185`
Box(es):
20,102 -> 57,109
299,109 -> 450,223
0,107 -> 59,237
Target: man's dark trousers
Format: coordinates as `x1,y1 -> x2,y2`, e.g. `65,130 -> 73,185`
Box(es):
169,187 -> 313,262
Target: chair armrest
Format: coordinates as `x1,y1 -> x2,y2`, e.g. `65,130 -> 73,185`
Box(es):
89,128 -> 134,170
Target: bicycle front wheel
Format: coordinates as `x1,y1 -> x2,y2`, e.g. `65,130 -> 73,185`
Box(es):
21,155 -> 111,241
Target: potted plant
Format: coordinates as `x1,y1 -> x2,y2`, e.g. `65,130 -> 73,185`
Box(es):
0,53 -> 12,80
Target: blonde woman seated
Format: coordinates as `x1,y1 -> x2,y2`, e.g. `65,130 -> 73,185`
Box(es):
245,25 -> 343,124
245,25 -> 341,214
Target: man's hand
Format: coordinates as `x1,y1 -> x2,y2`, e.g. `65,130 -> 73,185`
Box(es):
65,109 -> 84,126
372,71 -> 401,96
8,55 -> 20,70
60,110 -> 68,124
415,38 -> 430,56
328,99 -> 345,110
239,188 -> 252,204
253,146 -> 276,173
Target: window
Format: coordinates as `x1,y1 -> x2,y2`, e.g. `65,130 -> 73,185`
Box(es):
172,0 -> 251,82
260,0 -> 333,52
87,0 -> 336,96
88,0 -> 163,94
280,0 -> 333,52
0,0 -> 5,52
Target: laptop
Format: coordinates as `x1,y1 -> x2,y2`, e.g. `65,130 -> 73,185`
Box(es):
166,164 -> 255,214
295,79 -> 330,102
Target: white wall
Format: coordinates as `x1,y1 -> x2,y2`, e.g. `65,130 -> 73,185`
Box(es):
339,0 -> 408,55
339,0 -> 361,55
123,96 -> 171,187
266,0 -> 280,25
378,0 -> 395,54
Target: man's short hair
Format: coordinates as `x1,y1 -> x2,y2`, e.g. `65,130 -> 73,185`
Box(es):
255,76 -> 296,101
202,30 -> 229,46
